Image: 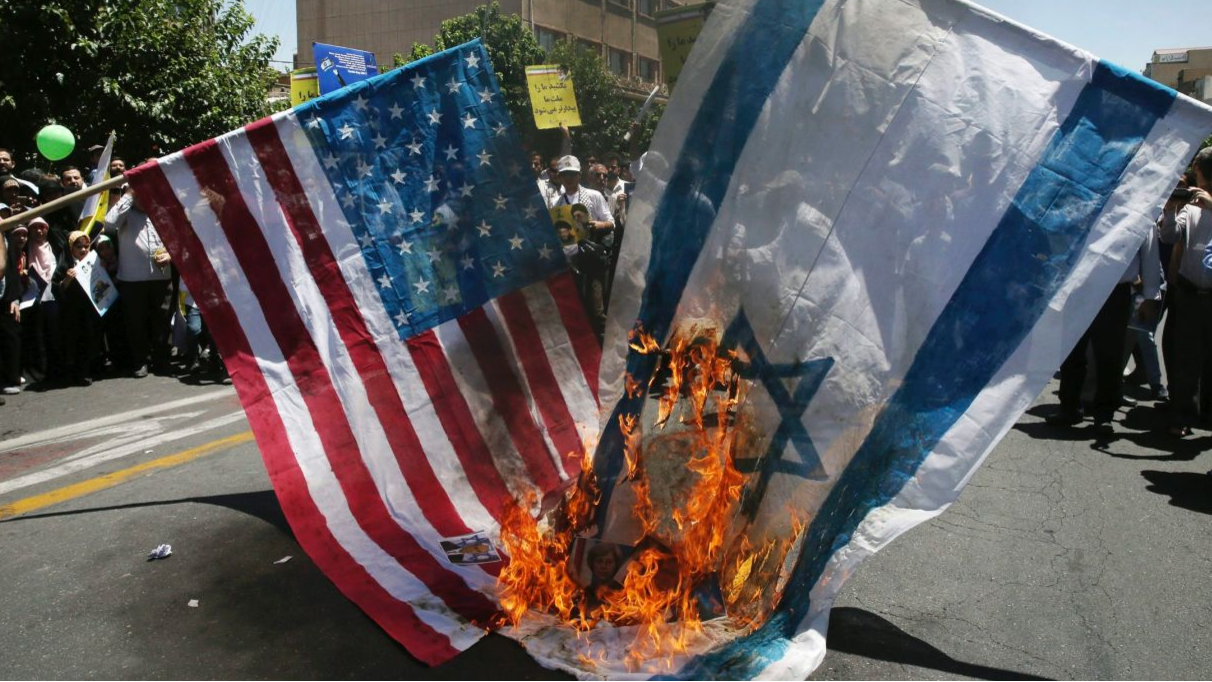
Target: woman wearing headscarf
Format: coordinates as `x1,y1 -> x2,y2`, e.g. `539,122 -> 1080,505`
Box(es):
52,231 -> 99,386
24,217 -> 60,382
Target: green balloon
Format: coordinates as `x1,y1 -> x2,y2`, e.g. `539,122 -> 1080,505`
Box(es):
36,124 -> 75,161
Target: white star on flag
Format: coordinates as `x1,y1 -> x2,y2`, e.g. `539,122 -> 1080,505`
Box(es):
443,145 -> 459,160
461,112 -> 478,129
410,74 -> 426,89
388,103 -> 404,120
378,273 -> 393,289
359,232 -> 375,249
493,195 -> 508,210
307,117 -> 322,129
464,52 -> 480,69
378,199 -> 393,214
442,284 -> 460,303
409,208 -> 426,224
537,244 -> 553,260
460,254 -> 475,271
356,159 -> 373,178
492,122 -> 508,137
446,77 -> 462,94
391,169 -> 407,184
457,183 -> 474,198
478,87 -> 495,103
477,150 -> 492,167
491,261 -> 507,278
338,123 -> 356,140
426,248 -> 444,265
373,133 -> 388,149
412,276 -> 430,295
341,193 -> 356,209
523,204 -> 539,219
508,234 -> 525,250
428,108 -> 442,125
398,239 -> 413,255
476,220 -> 492,237
424,175 -> 440,193
393,310 -> 410,326
406,140 -> 423,155
354,95 -> 369,111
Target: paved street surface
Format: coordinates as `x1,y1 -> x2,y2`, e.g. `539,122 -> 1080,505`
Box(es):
1,371 -> 1209,680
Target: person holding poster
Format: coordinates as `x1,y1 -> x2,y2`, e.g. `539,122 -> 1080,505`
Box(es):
525,65 -> 582,129
51,231 -> 103,386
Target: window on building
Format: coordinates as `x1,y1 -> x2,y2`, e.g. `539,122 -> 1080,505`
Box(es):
637,56 -> 659,82
608,47 -> 630,76
534,26 -> 561,53
576,39 -> 600,56
608,0 -> 633,9
639,0 -> 660,16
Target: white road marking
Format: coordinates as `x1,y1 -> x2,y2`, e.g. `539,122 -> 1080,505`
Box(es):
0,411 -> 249,497
0,389 -> 234,454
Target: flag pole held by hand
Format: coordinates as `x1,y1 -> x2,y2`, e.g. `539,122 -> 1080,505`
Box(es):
0,173 -> 127,233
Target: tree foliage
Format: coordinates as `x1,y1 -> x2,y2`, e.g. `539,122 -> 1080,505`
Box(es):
0,0 -> 278,169
405,1 -> 661,161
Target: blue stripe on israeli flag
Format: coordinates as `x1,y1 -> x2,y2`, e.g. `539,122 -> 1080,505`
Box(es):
667,59 -> 1176,681
591,0 -> 830,533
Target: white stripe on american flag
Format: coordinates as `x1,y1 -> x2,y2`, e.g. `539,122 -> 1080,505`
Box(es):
153,148 -> 484,645
273,112 -> 528,529
213,130 -> 500,583
483,299 -> 573,481
430,318 -> 558,496
518,282 -> 600,448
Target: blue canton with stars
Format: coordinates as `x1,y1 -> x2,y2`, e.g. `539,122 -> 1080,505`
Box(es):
721,310 -> 834,519
293,39 -> 563,337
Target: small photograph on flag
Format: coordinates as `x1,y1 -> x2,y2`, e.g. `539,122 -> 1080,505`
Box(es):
440,532 -> 501,566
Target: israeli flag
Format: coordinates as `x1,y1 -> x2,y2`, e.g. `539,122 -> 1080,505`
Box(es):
590,0 -> 1212,678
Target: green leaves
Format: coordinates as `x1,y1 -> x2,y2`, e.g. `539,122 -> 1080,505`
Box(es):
0,0 -> 278,167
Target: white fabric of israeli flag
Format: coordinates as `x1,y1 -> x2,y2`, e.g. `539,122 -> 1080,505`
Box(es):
588,0 -> 1212,679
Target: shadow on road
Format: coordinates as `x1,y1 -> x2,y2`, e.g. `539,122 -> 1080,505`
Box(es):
0,490 -> 292,535
1140,470 -> 1212,516
825,607 -> 1051,681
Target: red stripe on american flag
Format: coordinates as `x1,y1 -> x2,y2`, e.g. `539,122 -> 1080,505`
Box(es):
407,330 -> 515,524
127,158 -> 467,665
181,139 -> 498,622
546,271 -> 600,402
456,309 -> 564,493
244,118 -> 495,550
496,291 -> 584,477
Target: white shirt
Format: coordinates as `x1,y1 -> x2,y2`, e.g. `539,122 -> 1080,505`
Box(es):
1119,229 -> 1162,300
1160,203 -> 1212,289
105,194 -> 170,282
550,185 -> 614,227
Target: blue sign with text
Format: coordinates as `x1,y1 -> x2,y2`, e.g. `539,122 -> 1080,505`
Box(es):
313,42 -> 379,95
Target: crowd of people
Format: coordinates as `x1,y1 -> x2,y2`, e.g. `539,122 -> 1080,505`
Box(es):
0,147 -> 222,407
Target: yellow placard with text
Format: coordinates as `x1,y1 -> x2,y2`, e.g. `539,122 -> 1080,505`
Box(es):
290,68 -> 320,107
526,65 -> 582,130
656,2 -> 714,89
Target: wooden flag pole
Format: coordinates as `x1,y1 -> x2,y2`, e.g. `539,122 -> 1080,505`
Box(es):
0,174 -> 127,233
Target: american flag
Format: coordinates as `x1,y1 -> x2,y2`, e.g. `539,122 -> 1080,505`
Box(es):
126,40 -> 600,663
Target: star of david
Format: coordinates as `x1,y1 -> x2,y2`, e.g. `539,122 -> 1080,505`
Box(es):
721,310 -> 834,518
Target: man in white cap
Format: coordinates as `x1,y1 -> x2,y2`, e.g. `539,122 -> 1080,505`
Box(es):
548,155 -> 615,232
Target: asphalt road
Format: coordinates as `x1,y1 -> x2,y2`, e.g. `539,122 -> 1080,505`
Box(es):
1,370 -> 1209,680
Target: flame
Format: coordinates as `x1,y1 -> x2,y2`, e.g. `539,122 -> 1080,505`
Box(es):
496,322 -> 809,670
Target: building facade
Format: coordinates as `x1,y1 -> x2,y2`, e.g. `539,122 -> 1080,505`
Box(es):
295,0 -> 683,91
1143,47 -> 1212,105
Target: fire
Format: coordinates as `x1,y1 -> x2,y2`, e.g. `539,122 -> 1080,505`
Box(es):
497,323 -> 808,671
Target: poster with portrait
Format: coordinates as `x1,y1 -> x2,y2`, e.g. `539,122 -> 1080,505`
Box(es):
73,250 -> 118,316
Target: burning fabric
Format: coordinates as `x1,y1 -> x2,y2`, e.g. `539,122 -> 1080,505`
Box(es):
490,0 -> 1212,678
131,0 -> 1212,679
